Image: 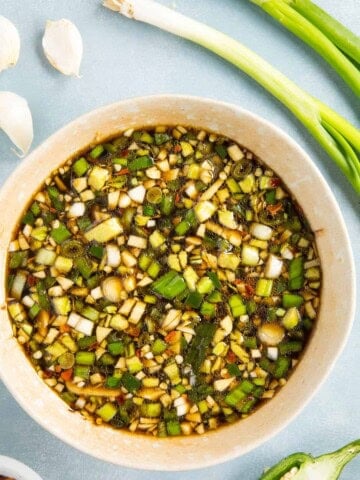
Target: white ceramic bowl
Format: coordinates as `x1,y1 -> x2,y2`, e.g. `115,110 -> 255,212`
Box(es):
0,456 -> 42,480
0,95 -> 355,470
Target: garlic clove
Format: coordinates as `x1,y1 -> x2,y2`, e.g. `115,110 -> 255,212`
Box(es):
0,16 -> 21,73
0,91 -> 33,156
42,19 -> 83,77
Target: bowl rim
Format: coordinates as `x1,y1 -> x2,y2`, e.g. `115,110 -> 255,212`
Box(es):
0,94 -> 355,470
0,455 -> 42,480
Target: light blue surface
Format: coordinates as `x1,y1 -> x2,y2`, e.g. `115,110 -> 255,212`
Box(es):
0,1 -> 359,478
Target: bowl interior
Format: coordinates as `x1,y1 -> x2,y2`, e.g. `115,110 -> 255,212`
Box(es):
0,456 -> 42,480
0,95 -> 355,470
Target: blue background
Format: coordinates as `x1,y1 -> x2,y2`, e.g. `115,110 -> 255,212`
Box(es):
0,1 -> 359,478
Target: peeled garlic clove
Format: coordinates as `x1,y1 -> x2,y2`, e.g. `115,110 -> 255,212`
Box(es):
42,19 -> 83,76
0,16 -> 21,73
0,91 -> 33,155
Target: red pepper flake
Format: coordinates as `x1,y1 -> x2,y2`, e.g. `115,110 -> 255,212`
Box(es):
43,370 -> 54,379
88,342 -> 99,352
267,203 -> 283,215
59,324 -> 71,333
226,351 -> 237,363
27,275 -> 38,287
60,368 -> 73,382
164,331 -> 178,344
175,192 -> 182,203
116,168 -> 129,175
55,365 -> 62,373
120,149 -> 129,157
271,178 -> 281,187
128,326 -> 140,338
245,284 -> 255,297
234,279 -> 244,285
173,144 -> 182,153
116,394 -> 125,405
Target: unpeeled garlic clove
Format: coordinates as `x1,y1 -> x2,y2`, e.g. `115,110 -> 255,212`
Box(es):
0,92 -> 33,155
0,16 -> 21,73
42,19 -> 83,77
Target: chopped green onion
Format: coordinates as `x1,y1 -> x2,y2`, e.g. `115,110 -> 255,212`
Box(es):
50,224 -> 71,244
105,376 -> 122,388
78,335 -> 97,350
47,186 -> 64,211
120,372 -> 141,392
154,132 -> 171,145
22,211 -> 35,226
9,251 -> 28,269
175,209 -> 197,235
200,301 -> 216,317
185,291 -> 203,309
141,402 -> 162,417
274,356 -> 291,378
90,145 -> 105,159
282,293 -> 304,308
207,271 -> 221,289
96,402 -> 117,422
256,278 -> 273,297
160,194 -> 175,215
74,365 -> 91,379
227,363 -> 242,377
288,256 -> 305,290
75,257 -> 93,279
185,322 -> 216,373
76,351 -> 95,366
128,155 -> 153,171
151,338 -> 167,355
229,294 -> 247,317
143,204 -> 156,216
152,270 -> 187,299
166,419 -> 181,436
72,157 -> 89,177
279,341 -> 303,355
108,341 -> 125,356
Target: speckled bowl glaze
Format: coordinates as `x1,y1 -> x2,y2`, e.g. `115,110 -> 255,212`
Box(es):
0,456 -> 42,480
0,96 -> 355,470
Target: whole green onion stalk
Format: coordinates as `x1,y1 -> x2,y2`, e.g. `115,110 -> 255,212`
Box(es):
103,0 -> 360,194
250,0 -> 360,97
286,0 -> 360,65
259,439 -> 360,479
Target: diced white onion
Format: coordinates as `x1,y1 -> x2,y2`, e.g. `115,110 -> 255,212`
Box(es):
214,377 -> 234,392
118,192 -> 131,208
128,235 -> 147,249
128,301 -> 146,324
250,222 -> 273,240
76,318 -> 94,336
128,185 -> 146,203
227,144 -> 244,161
68,202 -> 85,217
106,243 -> 121,268
264,254 -> 283,279
241,244 -> 259,266
267,347 -> 279,361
